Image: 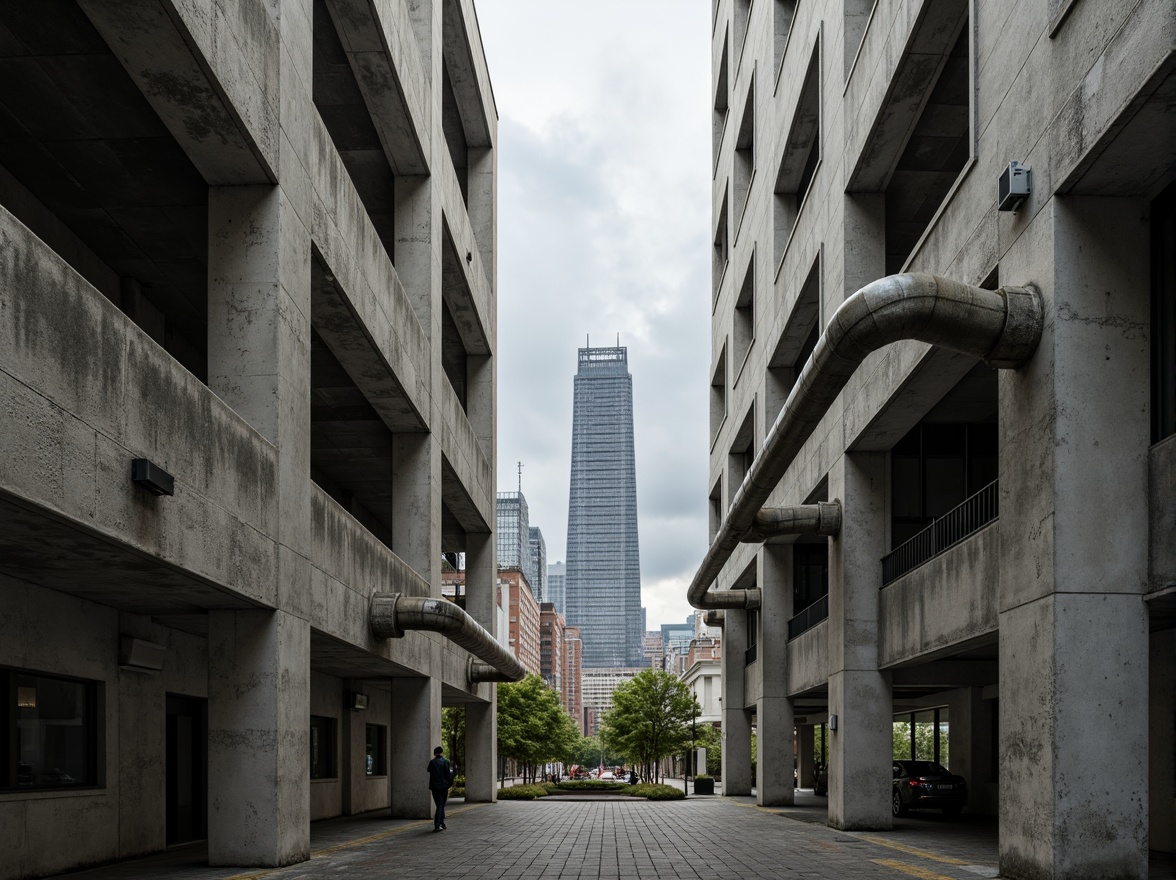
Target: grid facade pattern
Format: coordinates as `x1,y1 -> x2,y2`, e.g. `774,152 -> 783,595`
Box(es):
566,347 -> 643,667
529,527 -> 547,602
547,562 -> 566,619
496,492 -> 529,574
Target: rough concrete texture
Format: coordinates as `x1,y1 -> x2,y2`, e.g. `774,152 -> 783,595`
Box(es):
0,0 -> 499,875
709,0 -> 1173,873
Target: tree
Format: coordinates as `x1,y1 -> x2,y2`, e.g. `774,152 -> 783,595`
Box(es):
442,707 -> 465,772
497,674 -> 580,783
569,735 -> 604,769
695,723 -> 721,776
600,669 -> 700,784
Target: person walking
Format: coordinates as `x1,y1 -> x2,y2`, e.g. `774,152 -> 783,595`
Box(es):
427,746 -> 454,832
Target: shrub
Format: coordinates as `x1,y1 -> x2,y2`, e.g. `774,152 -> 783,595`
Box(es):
551,780 -> 626,792
694,775 -> 713,781
450,787 -> 465,798
628,784 -> 686,800
453,775 -> 466,788
498,784 -> 548,800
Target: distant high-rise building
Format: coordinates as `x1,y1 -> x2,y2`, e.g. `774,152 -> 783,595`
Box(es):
500,569 -> 541,676
565,346 -> 643,667
643,631 -> 665,669
563,625 -> 583,733
547,561 -> 567,618
529,527 -> 547,602
496,490 -> 530,573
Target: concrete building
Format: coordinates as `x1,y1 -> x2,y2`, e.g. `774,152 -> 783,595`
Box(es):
565,346 -> 644,667
563,625 -> 584,733
496,491 -> 531,581
642,630 -> 666,669
547,560 -> 567,618
681,638 -> 722,726
580,667 -> 643,737
703,0 -> 1174,877
501,569 -> 541,677
529,526 -> 547,603
0,0 -> 507,875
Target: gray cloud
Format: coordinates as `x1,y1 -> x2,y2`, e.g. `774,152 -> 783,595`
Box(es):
479,1 -> 711,629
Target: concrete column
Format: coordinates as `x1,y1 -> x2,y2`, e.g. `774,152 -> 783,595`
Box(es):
757,544 -> 793,805
827,452 -> 891,830
392,433 -> 441,592
389,676 -> 440,819
721,608 -> 752,795
798,725 -> 816,788
464,701 -> 496,803
207,610 -> 309,866
998,197 -> 1150,879
463,531 -> 497,802
1151,628 -> 1176,855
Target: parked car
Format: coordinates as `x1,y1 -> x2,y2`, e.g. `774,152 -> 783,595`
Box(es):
892,760 -> 967,817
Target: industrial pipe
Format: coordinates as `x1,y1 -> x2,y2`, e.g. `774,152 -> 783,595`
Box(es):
370,593 -> 526,683
688,273 -> 1042,610
742,500 -> 842,543
703,609 -> 726,628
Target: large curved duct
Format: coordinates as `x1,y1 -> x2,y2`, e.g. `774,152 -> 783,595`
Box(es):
370,593 -> 526,684
742,501 -> 842,543
688,273 -> 1042,610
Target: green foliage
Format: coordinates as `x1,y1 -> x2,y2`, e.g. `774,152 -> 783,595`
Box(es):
497,783 -> 549,800
892,720 -> 949,766
450,787 -> 465,798
694,724 -> 722,776
629,783 -> 686,800
569,735 -> 604,767
600,669 -> 700,783
694,775 -> 713,781
442,707 -> 465,770
550,780 -> 626,792
497,674 -> 580,778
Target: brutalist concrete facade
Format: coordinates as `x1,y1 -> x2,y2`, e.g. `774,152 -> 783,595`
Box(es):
0,0 -> 500,875
707,1 -> 1174,877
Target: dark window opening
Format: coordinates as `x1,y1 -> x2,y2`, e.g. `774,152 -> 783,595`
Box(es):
0,2 -> 209,381
714,192 -> 730,300
365,723 -> 387,777
774,0 -> 798,78
793,542 -> 828,612
709,477 -> 724,542
442,300 -> 468,410
727,406 -> 756,509
774,45 -> 820,266
734,0 -> 752,63
1152,180 -> 1176,443
714,33 -> 730,167
310,715 -> 337,780
883,21 -> 970,274
1,668 -> 98,791
312,0 -> 397,266
711,344 -> 728,444
442,64 -> 469,205
734,81 -> 756,226
733,261 -> 755,371
766,258 -> 820,425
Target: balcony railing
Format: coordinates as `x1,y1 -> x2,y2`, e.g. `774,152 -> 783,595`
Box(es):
744,643 -> 757,664
787,593 -> 828,640
881,479 -> 999,586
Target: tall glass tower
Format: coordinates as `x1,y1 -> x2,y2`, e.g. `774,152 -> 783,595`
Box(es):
566,346 -> 643,667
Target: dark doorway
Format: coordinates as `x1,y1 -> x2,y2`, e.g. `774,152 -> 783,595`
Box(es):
165,694 -> 207,845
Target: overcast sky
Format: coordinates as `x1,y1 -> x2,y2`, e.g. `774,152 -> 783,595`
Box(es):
476,2 -> 712,631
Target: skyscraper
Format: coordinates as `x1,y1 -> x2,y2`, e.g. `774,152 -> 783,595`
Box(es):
565,345 -> 643,667
496,491 -> 534,593
547,561 -> 567,619
528,527 -> 547,602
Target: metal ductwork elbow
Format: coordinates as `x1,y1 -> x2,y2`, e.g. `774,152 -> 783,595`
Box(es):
742,500 -> 842,543
370,593 -> 526,684
688,274 -> 1042,611
703,609 -> 726,628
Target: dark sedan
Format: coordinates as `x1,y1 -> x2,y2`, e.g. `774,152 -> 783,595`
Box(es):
892,760 -> 967,817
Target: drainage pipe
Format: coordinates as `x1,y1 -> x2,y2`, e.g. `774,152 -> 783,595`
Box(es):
370,593 -> 526,683
688,273 -> 1041,610
742,501 -> 842,544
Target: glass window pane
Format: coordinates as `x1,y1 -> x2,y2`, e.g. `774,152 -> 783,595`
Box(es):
12,672 -> 95,789
892,719 -> 912,760
914,710 -> 936,761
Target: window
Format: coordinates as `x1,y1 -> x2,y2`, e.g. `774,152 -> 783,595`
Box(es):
733,260 -> 755,374
734,0 -> 752,65
1,668 -> 98,791
1153,181 -> 1175,443
793,542 -> 828,612
727,405 -> 756,509
766,256 -> 821,425
733,81 -> 756,228
773,44 -> 820,267
709,476 -> 724,542
365,724 -> 387,776
714,32 -> 730,169
713,192 -> 730,302
773,0 -> 798,81
309,715 -> 337,779
710,344 -> 728,444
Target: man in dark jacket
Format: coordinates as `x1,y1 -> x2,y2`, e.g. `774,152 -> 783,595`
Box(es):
427,746 -> 454,831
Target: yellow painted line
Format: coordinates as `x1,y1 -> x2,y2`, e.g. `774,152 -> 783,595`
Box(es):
871,858 -> 958,880
224,803 -> 488,879
859,835 -> 968,865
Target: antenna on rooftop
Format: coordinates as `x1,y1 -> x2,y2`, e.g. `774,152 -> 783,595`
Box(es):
517,460 -> 524,493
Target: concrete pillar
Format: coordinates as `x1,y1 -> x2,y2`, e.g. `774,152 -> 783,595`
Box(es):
463,531 -> 496,802
827,452 -> 891,830
389,676 -> 440,819
1151,627 -> 1176,855
721,607 -> 752,795
798,725 -> 816,788
757,544 -> 794,805
207,610 -> 309,866
999,197 -> 1151,879
392,433 -> 441,592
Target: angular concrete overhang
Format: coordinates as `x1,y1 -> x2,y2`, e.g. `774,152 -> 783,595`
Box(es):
441,209 -> 494,357
322,0 -> 430,176
844,0 -> 969,192
78,0 -> 278,184
443,0 -> 496,146
438,386 -> 494,532
786,620 -> 829,697
0,206 -> 281,609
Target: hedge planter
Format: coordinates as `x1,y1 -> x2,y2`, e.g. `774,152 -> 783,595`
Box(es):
693,778 -> 714,795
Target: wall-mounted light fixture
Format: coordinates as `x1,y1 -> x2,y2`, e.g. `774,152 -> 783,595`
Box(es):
828,713 -> 838,731
131,458 -> 174,496
351,692 -> 369,711
17,687 -> 36,709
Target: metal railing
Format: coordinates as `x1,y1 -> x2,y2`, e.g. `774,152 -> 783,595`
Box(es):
787,593 -> 829,640
881,480 -> 999,586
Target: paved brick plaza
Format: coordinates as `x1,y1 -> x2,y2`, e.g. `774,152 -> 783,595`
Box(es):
57,797 -> 1005,880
